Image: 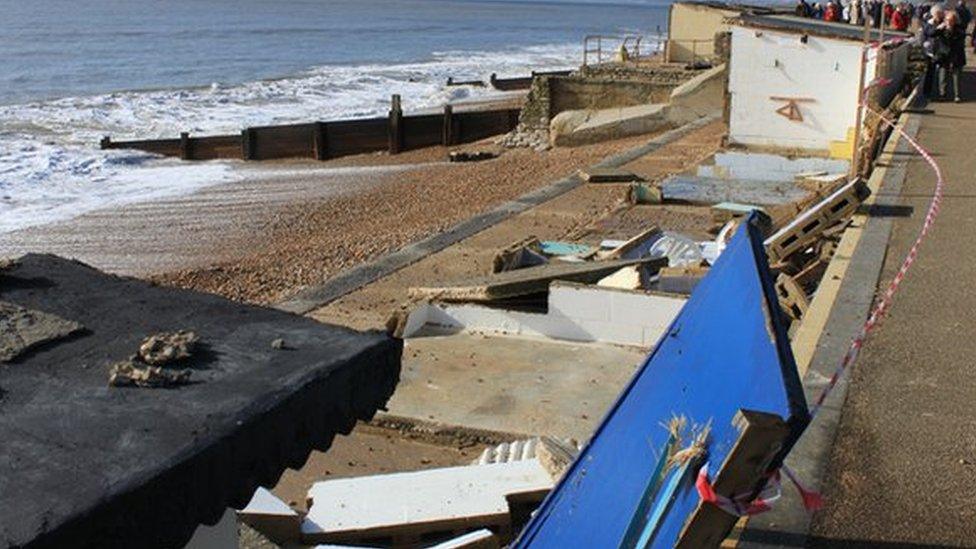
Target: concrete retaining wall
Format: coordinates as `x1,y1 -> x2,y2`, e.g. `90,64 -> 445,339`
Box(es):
549,64 -> 726,146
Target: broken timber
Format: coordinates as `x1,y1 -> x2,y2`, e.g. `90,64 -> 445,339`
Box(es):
410,257 -> 667,302
512,213 -> 809,548
764,178 -> 869,262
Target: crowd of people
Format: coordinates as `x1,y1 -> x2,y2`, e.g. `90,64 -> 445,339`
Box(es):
793,0 -> 971,101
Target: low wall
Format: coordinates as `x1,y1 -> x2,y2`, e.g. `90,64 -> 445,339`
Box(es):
517,67 -> 694,132
549,78 -> 674,114
403,281 -> 687,348
103,105 -> 521,162
549,64 -> 727,146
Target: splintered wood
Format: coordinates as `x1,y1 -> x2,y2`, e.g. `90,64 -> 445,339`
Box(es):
764,178 -> 869,263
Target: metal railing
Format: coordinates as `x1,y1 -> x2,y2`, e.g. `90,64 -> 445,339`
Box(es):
583,34 -> 651,66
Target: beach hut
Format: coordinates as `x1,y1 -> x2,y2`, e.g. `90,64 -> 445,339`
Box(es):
726,14 -> 911,158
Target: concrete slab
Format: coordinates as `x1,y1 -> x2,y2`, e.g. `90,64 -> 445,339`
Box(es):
386,334 -> 648,441
0,254 -> 401,549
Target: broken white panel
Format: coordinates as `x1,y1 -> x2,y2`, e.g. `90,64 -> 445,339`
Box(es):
428,529 -> 499,549
301,460 -> 553,539
405,282 -> 686,348
241,487 -> 297,517
238,488 -> 301,544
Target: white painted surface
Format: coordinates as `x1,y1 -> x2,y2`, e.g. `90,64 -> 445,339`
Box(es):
301,460 -> 553,536
240,487 -> 298,517
729,25 -> 865,150
429,529 -> 498,548
404,282 -> 686,348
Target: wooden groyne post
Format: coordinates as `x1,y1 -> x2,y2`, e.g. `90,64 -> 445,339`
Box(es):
388,94 -> 403,154
442,104 -> 454,146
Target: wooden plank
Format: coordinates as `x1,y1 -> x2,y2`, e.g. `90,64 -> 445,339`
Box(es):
675,410 -> 791,548
579,167 -> 645,184
301,460 -> 553,544
660,175 -> 810,206
409,257 -> 666,302
764,178 -> 869,262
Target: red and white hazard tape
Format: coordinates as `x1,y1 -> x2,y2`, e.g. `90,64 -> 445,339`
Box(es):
695,462 -> 824,517
808,105 -> 945,419
697,102 -> 945,517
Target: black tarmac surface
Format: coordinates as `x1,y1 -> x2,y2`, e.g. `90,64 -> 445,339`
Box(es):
0,255 -> 401,548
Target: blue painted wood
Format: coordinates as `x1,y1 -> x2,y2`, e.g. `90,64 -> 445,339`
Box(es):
634,457 -> 699,548
513,214 -> 808,548
620,434 -> 676,548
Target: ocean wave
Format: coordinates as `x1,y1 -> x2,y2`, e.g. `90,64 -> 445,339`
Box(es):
0,43 -> 579,234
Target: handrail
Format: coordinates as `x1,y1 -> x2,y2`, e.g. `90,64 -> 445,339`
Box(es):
582,34 -> 651,66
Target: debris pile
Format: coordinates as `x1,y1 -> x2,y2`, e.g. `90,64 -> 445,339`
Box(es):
496,127 -> 550,151
108,330 -> 199,388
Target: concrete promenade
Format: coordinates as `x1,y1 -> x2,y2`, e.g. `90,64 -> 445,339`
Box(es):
809,68 -> 976,545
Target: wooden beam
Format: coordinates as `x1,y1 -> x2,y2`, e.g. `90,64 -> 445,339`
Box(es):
675,410 -> 791,548
313,122 -> 328,161
443,104 -> 455,146
388,94 -> 403,155
409,257 -> 666,302
179,132 -> 192,160
241,128 -> 256,160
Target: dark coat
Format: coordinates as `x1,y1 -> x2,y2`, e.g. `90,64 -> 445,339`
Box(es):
935,26 -> 967,69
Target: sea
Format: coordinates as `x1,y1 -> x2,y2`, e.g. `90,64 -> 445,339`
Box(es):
0,0 -> 671,233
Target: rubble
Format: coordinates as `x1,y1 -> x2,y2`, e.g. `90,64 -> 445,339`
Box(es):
496,127 -> 550,150
108,330 -> 200,388
139,330 -> 198,365
108,360 -> 193,388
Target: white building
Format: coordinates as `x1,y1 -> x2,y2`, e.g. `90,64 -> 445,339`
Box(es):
727,14 -> 910,157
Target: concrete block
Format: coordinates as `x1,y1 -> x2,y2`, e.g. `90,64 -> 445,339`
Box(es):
608,290 -> 686,331
548,283 -> 612,322
550,104 -> 671,147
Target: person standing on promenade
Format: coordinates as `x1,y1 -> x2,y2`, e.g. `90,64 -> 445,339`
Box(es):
825,0 -> 842,21
851,0 -> 865,25
891,2 -> 912,30
935,10 -> 967,101
796,0 -> 813,17
922,5 -> 946,96
956,0 -> 973,29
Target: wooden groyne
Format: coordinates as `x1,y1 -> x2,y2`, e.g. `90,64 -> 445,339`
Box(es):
101,95 -> 520,162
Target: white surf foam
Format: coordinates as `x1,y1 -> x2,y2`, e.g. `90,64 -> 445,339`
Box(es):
0,43 -> 580,234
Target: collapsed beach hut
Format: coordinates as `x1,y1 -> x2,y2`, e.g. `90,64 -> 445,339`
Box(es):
727,14 -> 911,157
0,255 -> 401,548
513,214 -> 810,546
